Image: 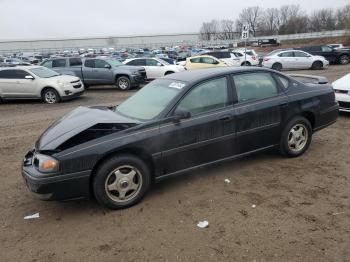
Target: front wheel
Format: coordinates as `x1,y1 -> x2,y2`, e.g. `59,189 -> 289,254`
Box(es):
280,116 -> 312,157
93,155 -> 151,209
42,88 -> 60,104
116,76 -> 131,91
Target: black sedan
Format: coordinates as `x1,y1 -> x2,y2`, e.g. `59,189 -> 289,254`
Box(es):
22,67 -> 338,209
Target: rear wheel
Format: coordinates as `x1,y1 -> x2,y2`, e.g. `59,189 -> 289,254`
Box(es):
241,61 -> 251,66
280,116 -> 312,157
311,61 -> 323,70
165,71 -> 174,75
42,88 -> 60,104
339,55 -> 349,65
93,155 -> 151,209
272,63 -> 282,71
116,76 -> 131,91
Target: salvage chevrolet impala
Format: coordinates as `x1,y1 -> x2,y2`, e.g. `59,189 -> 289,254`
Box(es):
22,67 -> 338,209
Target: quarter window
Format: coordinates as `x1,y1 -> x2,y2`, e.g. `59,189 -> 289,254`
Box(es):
177,77 -> 228,115
233,73 -> 278,102
276,74 -> 290,89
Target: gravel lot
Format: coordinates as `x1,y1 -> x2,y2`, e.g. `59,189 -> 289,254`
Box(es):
1,65 -> 349,262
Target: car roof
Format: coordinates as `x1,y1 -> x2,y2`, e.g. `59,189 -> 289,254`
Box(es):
163,67 -> 275,84
0,65 -> 42,70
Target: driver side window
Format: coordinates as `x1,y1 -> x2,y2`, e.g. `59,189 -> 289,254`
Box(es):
94,59 -> 109,68
177,77 -> 229,115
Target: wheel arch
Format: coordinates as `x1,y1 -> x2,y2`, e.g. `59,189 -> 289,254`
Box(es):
115,74 -> 130,81
40,86 -> 59,97
300,111 -> 316,129
90,147 -> 156,193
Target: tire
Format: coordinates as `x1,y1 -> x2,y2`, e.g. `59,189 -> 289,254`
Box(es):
339,55 -> 349,65
272,63 -> 282,71
116,76 -> 131,91
279,116 -> 312,157
42,88 -> 60,104
241,61 -> 251,66
311,61 -> 323,70
165,71 -> 174,75
93,154 -> 151,209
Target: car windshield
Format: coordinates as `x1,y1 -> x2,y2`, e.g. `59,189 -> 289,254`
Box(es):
29,67 -> 60,78
116,79 -> 185,120
106,59 -> 123,67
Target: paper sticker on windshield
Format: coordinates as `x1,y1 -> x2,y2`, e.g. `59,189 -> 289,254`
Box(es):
169,82 -> 185,89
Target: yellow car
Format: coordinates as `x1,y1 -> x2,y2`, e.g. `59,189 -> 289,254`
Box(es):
185,55 -> 228,70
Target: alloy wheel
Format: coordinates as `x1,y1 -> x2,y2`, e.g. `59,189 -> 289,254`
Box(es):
287,123 -> 308,153
105,165 -> 143,203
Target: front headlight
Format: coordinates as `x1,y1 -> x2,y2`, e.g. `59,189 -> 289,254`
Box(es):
132,71 -> 140,75
57,80 -> 70,88
34,154 -> 59,173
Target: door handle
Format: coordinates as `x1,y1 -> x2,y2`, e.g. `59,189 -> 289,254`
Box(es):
219,115 -> 233,121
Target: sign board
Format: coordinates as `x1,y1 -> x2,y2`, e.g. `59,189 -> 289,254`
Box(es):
241,31 -> 249,39
241,24 -> 249,39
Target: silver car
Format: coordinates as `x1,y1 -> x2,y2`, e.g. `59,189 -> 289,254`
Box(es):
0,66 -> 84,103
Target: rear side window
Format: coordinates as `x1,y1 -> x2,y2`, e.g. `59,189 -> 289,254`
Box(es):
293,51 -> 309,57
69,58 -> 82,66
0,69 -> 30,79
279,52 -> 294,57
177,77 -> 228,115
52,59 -> 66,68
233,72 -> 278,103
84,59 -> 95,68
190,57 -> 201,63
200,57 -> 216,64
126,59 -> 145,66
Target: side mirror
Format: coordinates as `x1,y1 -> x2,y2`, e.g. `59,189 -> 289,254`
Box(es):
25,75 -> 34,80
172,108 -> 191,123
104,64 -> 111,69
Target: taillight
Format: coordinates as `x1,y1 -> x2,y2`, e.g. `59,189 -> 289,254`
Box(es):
263,57 -> 270,61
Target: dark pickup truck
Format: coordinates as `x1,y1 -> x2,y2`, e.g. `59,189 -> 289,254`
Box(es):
295,45 -> 350,65
41,57 -> 146,90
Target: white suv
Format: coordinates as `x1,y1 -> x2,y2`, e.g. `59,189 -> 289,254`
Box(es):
231,49 -> 259,66
123,58 -> 185,79
0,66 -> 84,103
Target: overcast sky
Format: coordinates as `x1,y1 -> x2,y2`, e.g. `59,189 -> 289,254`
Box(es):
0,0 -> 348,40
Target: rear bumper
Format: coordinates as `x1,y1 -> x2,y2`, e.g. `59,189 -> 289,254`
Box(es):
22,165 -> 91,201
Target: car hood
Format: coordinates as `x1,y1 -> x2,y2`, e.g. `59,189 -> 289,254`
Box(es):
114,65 -> 144,71
332,73 -> 350,91
50,75 -> 80,82
36,106 -> 140,151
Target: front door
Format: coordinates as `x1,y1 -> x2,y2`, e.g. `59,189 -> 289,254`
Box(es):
231,71 -> 289,154
160,76 -> 236,175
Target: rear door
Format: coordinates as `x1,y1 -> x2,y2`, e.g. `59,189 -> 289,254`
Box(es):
0,69 -> 36,98
232,71 -> 289,154
160,76 -> 236,174
278,51 -> 295,69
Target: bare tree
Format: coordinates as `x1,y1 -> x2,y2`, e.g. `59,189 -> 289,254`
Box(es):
260,8 -> 280,35
200,20 -> 220,41
238,6 -> 261,37
220,19 -> 235,40
309,9 -> 336,31
336,4 -> 350,30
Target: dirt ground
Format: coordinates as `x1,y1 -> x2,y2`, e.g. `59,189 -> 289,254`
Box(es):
0,65 -> 349,262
